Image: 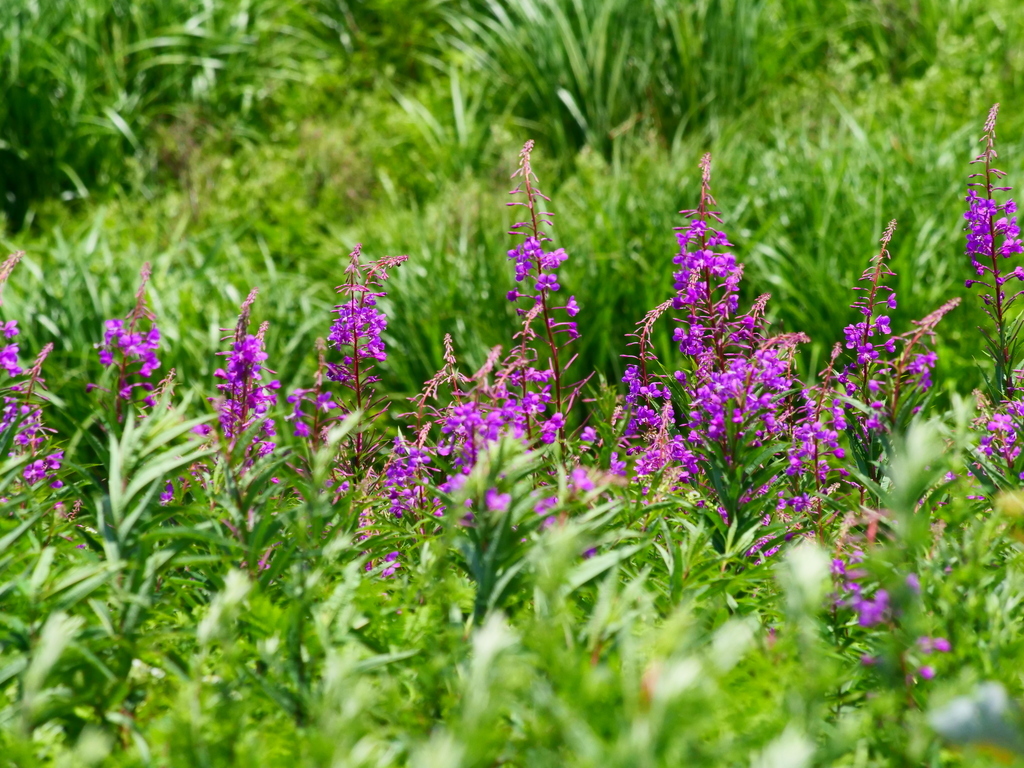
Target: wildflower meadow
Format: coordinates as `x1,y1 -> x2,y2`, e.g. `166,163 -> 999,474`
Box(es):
5,2 -> 1024,766
1,102 -> 1024,765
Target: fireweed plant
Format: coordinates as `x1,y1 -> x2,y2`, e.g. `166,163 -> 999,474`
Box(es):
8,108 -> 1024,762
89,262 -> 162,421
963,105 -> 1024,489
0,251 -> 63,492
0,125 -> 1004,549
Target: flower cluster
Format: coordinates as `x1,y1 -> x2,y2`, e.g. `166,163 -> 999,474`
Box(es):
327,247 -> 406,389
382,140 -> 589,516
0,108 -> 1013,596
670,221 -> 741,356
831,557 -> 953,680
287,388 -> 337,439
214,291 -> 280,458
92,263 -> 162,414
391,142 -> 583,509
687,335 -> 803,447
963,104 -> 1024,399
384,435 -> 432,517
786,354 -> 847,485
0,254 -> 64,488
622,155 -> 809,531
1,320 -> 19,377
285,339 -> 338,445
23,450 -> 64,488
831,553 -> 893,628
964,191 -> 1023,271
1,341 -> 62,486
838,221 -> 900,432
317,246 -> 407,478
833,220 -> 957,495
0,254 -> 23,379
504,141 -> 581,438
979,404 -> 1023,470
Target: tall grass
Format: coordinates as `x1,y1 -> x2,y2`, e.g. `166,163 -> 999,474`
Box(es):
9,0 -> 1022,232
3,0 -> 1024,421
446,0 -> 1013,158
0,0 -> 313,228
6,85 -> 1022,407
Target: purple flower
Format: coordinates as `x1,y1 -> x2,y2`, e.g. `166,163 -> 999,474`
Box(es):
963,106 -> 1023,399
919,665 -> 936,680
855,589 -> 889,627
382,551 -> 401,578
215,333 -> 280,456
98,319 -> 161,378
918,636 -> 952,653
385,436 -> 432,517
535,273 -> 560,293
327,292 -> 388,384
609,452 -> 626,476
566,296 -> 580,316
535,495 -> 557,514
93,264 -> 162,409
507,237 -> 540,283
23,450 -> 63,486
570,467 -> 594,492
540,412 -> 565,444
485,488 -> 511,512
907,351 -> 938,390
0,339 -> 20,377
980,412 -> 1020,464
286,388 -> 337,440
834,220 -> 956,443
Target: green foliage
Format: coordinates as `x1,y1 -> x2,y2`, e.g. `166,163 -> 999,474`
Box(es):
3,407 -> 1024,766
0,0 -> 321,228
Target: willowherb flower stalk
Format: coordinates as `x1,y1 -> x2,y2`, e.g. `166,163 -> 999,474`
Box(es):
669,157 -> 805,457
506,141 -> 583,440
383,433 -> 432,518
671,153 -> 742,369
92,262 -> 161,420
660,161 -> 810,479
325,244 -> 407,479
842,221 -> 898,404
411,146 -> 587,498
286,338 -> 338,452
619,154 -> 812,543
886,298 -> 960,418
2,344 -> 63,487
409,333 -> 469,424
0,253 -> 63,488
964,104 -> 1024,398
838,222 -> 958,438
778,344 -> 850,531
0,252 -> 25,378
622,299 -> 674,439
213,290 -> 280,458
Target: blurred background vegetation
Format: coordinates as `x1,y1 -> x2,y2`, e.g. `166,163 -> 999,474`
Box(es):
1,0 -> 1022,404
